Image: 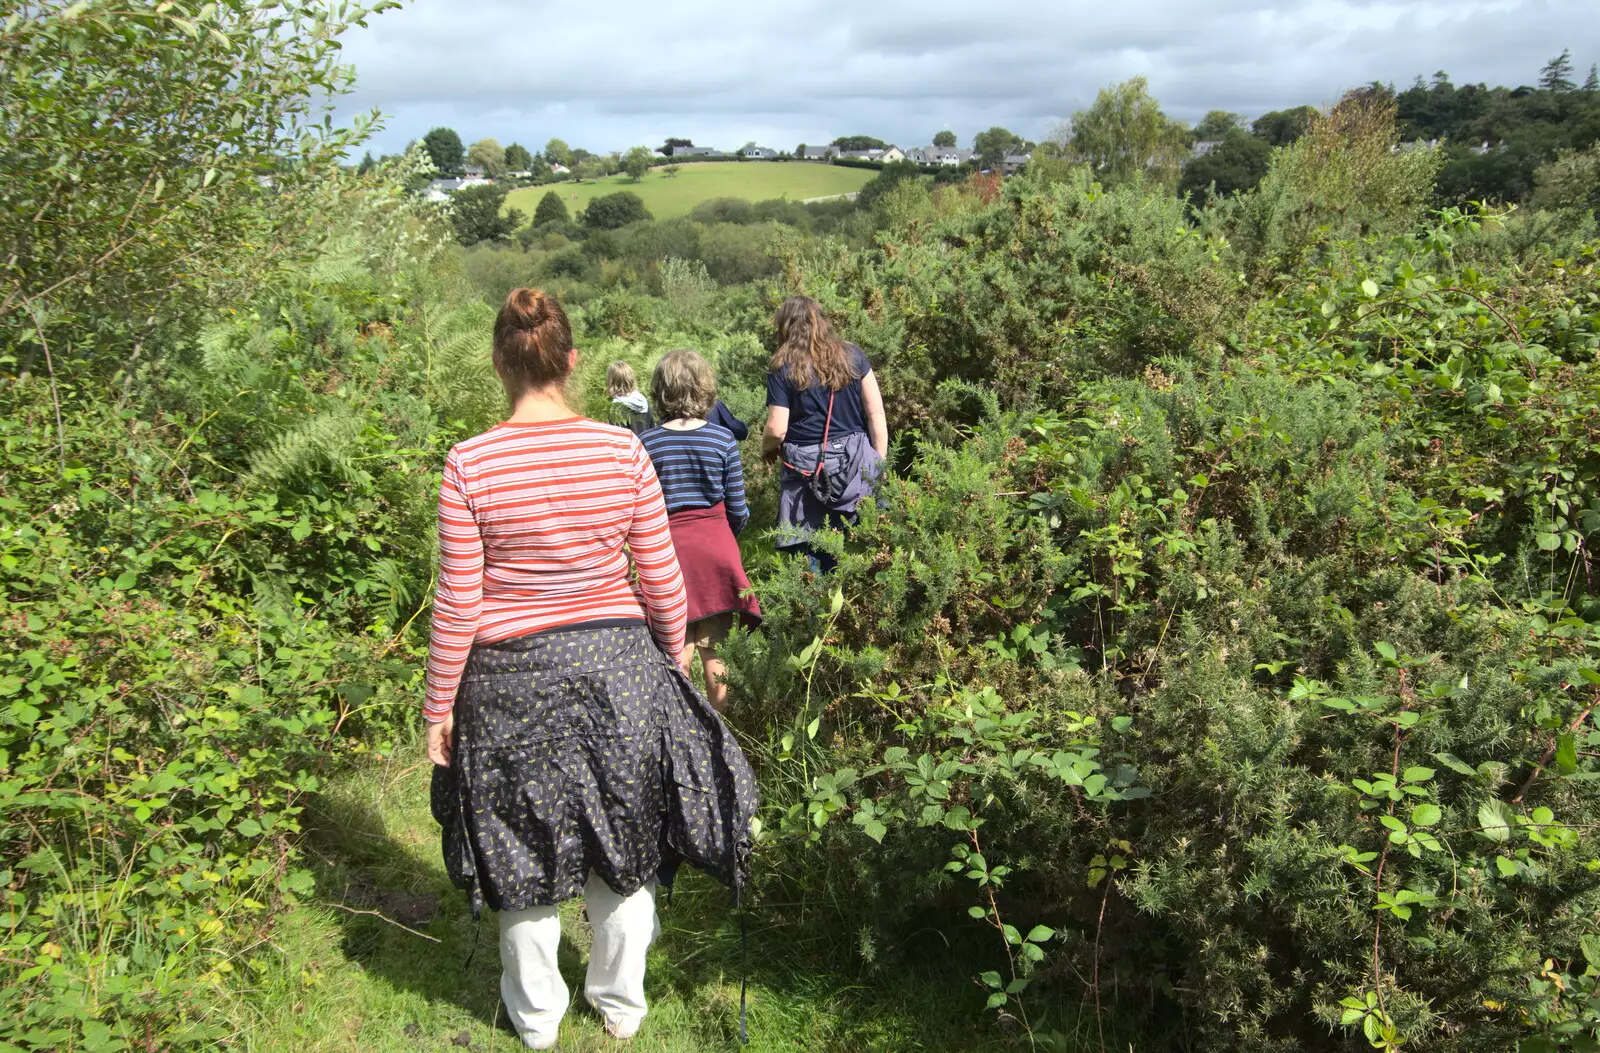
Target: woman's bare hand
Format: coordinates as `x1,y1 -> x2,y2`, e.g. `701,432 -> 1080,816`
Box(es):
426,712 -> 454,767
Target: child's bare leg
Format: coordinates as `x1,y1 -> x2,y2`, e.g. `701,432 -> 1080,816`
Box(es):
699,648 -> 728,711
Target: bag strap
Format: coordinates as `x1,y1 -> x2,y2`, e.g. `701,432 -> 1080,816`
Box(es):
780,390 -> 835,477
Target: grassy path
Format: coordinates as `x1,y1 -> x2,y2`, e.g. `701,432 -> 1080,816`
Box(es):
226,745 -> 1053,1052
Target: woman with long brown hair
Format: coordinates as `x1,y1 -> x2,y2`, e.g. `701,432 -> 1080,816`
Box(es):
425,289 -> 754,1049
761,295 -> 888,569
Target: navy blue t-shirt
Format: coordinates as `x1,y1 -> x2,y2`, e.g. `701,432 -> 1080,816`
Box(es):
766,344 -> 871,445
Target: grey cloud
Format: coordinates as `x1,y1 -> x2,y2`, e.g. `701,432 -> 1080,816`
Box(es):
336,0 -> 1599,154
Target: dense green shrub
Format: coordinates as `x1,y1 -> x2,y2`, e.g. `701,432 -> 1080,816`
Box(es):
727,174 -> 1600,1051
581,191 -> 652,230
780,167 -> 1246,435
1,120 -> 486,1047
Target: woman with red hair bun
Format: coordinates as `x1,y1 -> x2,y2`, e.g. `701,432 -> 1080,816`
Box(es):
424,289 -> 755,1049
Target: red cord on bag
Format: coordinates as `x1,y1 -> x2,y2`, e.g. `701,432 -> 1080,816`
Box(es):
780,390 -> 834,475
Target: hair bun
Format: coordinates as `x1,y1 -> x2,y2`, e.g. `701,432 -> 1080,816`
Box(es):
493,287 -> 573,397
503,287 -> 548,329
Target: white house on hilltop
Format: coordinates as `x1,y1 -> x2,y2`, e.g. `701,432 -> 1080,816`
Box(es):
741,145 -> 778,159
424,175 -> 491,202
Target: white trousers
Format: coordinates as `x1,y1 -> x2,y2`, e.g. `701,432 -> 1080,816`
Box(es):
498,872 -> 659,1046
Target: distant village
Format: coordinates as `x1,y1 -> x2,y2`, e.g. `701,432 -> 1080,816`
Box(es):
418,129 -> 1502,203
420,137 -> 1042,201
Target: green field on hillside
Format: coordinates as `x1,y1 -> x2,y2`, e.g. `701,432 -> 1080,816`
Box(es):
504,162 -> 874,221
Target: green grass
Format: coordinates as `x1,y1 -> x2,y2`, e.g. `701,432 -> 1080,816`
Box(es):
504,162 -> 875,222
225,745 -> 1097,1052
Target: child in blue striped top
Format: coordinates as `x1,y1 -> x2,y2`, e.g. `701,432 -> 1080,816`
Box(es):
640,350 -> 760,710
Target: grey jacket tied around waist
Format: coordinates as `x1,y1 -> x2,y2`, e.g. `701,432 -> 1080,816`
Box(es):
776,431 -> 882,546
429,624 -> 757,915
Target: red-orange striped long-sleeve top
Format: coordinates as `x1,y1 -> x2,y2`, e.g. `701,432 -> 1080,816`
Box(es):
423,418 -> 688,721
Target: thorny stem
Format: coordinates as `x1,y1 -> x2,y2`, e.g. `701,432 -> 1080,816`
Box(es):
1512,701 -> 1596,805
969,826 -> 1034,1049
1371,716 -> 1404,1026
29,308 -> 65,472
1092,872 -> 1112,1053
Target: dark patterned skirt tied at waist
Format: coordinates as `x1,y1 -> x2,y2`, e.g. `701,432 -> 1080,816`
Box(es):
430,624 -> 758,915
666,503 -> 762,627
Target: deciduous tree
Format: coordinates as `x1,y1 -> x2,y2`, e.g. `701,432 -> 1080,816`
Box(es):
1178,130 -> 1272,205
466,138 -> 506,177
973,127 -> 1024,170
623,146 -> 653,182
449,183 -> 523,245
544,138 -> 573,167
1051,77 -> 1189,187
933,130 -> 957,148
581,191 -> 651,230
503,143 -> 534,171
1252,106 -> 1317,146
0,0 -> 401,364
1193,110 -> 1243,141
832,135 -> 887,152
423,127 -> 465,173
532,190 -> 569,226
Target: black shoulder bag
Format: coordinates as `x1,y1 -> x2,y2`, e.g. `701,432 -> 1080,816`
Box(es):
785,391 -> 847,506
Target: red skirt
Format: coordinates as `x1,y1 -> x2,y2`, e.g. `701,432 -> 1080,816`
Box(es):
667,504 -> 761,627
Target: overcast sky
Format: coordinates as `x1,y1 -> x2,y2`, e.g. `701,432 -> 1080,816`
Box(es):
336,0 -> 1599,156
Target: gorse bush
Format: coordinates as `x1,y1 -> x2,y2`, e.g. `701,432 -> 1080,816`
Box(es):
781,168 -> 1247,435
725,135 -> 1600,1050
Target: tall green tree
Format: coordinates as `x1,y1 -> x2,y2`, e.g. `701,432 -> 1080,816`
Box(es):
973,126 -> 1024,169
503,143 -> 534,171
622,146 -> 653,182
356,150 -> 376,176
422,127 -> 465,173
1178,130 -> 1272,205
832,135 -> 887,152
573,158 -> 603,182
1252,106 -> 1317,146
581,191 -> 651,230
1193,110 -> 1243,140
1540,49 -> 1577,92
933,130 -> 957,147
1585,65 -> 1599,92
0,0 -> 399,367
544,138 -> 573,167
466,137 -> 506,177
449,183 -> 523,245
532,190 -> 569,226
1053,77 -> 1189,187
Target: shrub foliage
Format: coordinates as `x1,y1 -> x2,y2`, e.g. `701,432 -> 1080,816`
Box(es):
3,8 -> 1600,1053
